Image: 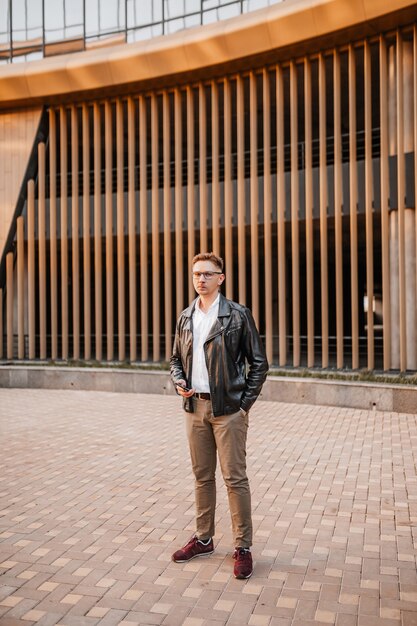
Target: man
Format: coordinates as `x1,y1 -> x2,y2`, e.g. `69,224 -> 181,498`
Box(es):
170,252 -> 268,579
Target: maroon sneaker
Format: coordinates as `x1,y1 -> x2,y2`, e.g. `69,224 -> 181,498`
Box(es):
233,548 -> 253,579
172,536 -> 214,563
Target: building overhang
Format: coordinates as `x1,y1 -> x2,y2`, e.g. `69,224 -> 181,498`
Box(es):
0,0 -> 415,109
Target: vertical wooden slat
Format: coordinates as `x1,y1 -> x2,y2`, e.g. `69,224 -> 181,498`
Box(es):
380,37 -> 391,371
250,72 -> 259,325
319,54 -> 329,368
0,288 -> 3,359
364,41 -> 374,370
104,101 -> 114,361
71,106 -> 80,361
349,45 -> 359,370
127,97 -> 137,362
151,94 -> 160,361
211,81 -> 220,255
175,88 -> 184,319
415,26 -> 417,367
60,107 -> 69,360
199,84 -> 207,251
28,179 -> 35,359
94,102 -> 103,361
139,96 -> 148,361
263,69 -> 273,363
116,99 -> 125,362
290,62 -> 300,367
334,50 -> 344,369
38,142 -> 46,359
237,74 -> 246,304
224,78 -> 233,300
49,108 -> 58,360
6,252 -> 13,359
17,216 -> 24,359
187,87 -> 195,300
277,64 -> 286,366
163,91 -> 172,362
82,104 -> 91,360
305,58 -> 314,368
396,32 -> 406,371
105,101 -> 114,361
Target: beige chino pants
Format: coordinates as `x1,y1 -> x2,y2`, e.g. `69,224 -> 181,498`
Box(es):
185,397 -> 252,549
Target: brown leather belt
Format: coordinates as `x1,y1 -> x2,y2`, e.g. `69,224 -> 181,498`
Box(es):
194,392 -> 211,400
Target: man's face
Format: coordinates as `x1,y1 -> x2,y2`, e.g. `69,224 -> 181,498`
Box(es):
192,260 -> 225,298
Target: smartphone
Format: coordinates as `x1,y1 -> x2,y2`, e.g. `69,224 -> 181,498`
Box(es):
177,384 -> 191,392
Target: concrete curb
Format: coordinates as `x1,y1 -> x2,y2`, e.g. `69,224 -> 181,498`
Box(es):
0,365 -> 416,414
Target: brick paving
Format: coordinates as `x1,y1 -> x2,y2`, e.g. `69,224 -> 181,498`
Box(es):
0,390 -> 416,626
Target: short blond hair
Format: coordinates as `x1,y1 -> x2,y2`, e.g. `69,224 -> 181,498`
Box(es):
192,252 -> 224,272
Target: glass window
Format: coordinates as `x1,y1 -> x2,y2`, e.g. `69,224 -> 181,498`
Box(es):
45,0 -> 83,43
218,2 -> 241,19
165,0 -> 185,20
185,0 -> 200,13
86,0 -> 125,37
0,0 -> 10,44
127,0 -> 163,29
12,0 -> 42,42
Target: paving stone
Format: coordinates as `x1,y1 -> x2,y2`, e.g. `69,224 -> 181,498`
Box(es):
1,389 -> 417,625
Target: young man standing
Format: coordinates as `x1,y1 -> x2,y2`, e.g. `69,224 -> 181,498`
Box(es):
170,252 -> 268,579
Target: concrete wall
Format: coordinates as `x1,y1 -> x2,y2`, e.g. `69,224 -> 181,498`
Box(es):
0,366 -> 415,414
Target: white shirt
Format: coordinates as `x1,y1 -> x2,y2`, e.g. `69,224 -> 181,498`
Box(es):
191,293 -> 220,392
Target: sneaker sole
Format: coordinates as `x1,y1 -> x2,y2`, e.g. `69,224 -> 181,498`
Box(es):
234,570 -> 253,579
172,550 -> 214,563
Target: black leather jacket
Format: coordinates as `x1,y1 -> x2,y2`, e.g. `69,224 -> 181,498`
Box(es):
170,294 -> 269,417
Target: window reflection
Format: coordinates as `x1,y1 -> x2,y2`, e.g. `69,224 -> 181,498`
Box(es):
3,0 -> 284,63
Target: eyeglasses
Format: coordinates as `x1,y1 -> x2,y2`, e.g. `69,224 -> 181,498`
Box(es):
192,271 -> 223,280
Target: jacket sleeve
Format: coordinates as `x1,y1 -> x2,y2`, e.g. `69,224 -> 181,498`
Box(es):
170,317 -> 186,386
240,308 -> 269,412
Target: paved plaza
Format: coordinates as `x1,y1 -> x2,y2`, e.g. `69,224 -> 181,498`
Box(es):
0,389 -> 417,626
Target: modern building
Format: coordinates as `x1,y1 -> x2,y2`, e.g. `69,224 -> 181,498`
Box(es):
0,0 -> 416,372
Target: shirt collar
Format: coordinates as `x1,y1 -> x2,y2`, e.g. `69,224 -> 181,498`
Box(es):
197,292 -> 220,313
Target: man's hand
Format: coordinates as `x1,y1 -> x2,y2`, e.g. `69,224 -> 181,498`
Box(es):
176,379 -> 195,398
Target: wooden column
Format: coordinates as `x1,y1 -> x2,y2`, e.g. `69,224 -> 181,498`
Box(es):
250,71 -> 259,326
277,65 -> 286,366
127,97 -> 137,362
151,94 -> 160,362
334,50 -> 344,368
93,103 -> 103,361
365,41 -> 375,370
237,74 -> 246,304
175,89 -> 184,319
6,252 -> 13,359
263,69 -> 273,363
163,91 -> 172,362
187,87 -> 195,301
38,142 -> 47,359
60,107 -> 69,360
305,59 -> 315,368
71,106 -> 80,361
27,179 -> 35,359
49,108 -> 58,360
211,82 -> 220,256
116,99 -> 125,362
105,101 -> 114,361
199,84 -> 207,251
17,216 -> 24,359
139,96 -> 148,361
290,62 -> 300,367
82,104 -> 91,360
380,37 -> 391,371
224,78 -> 233,300
319,55 -> 329,368
349,46 -> 359,370
396,33 -> 407,371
